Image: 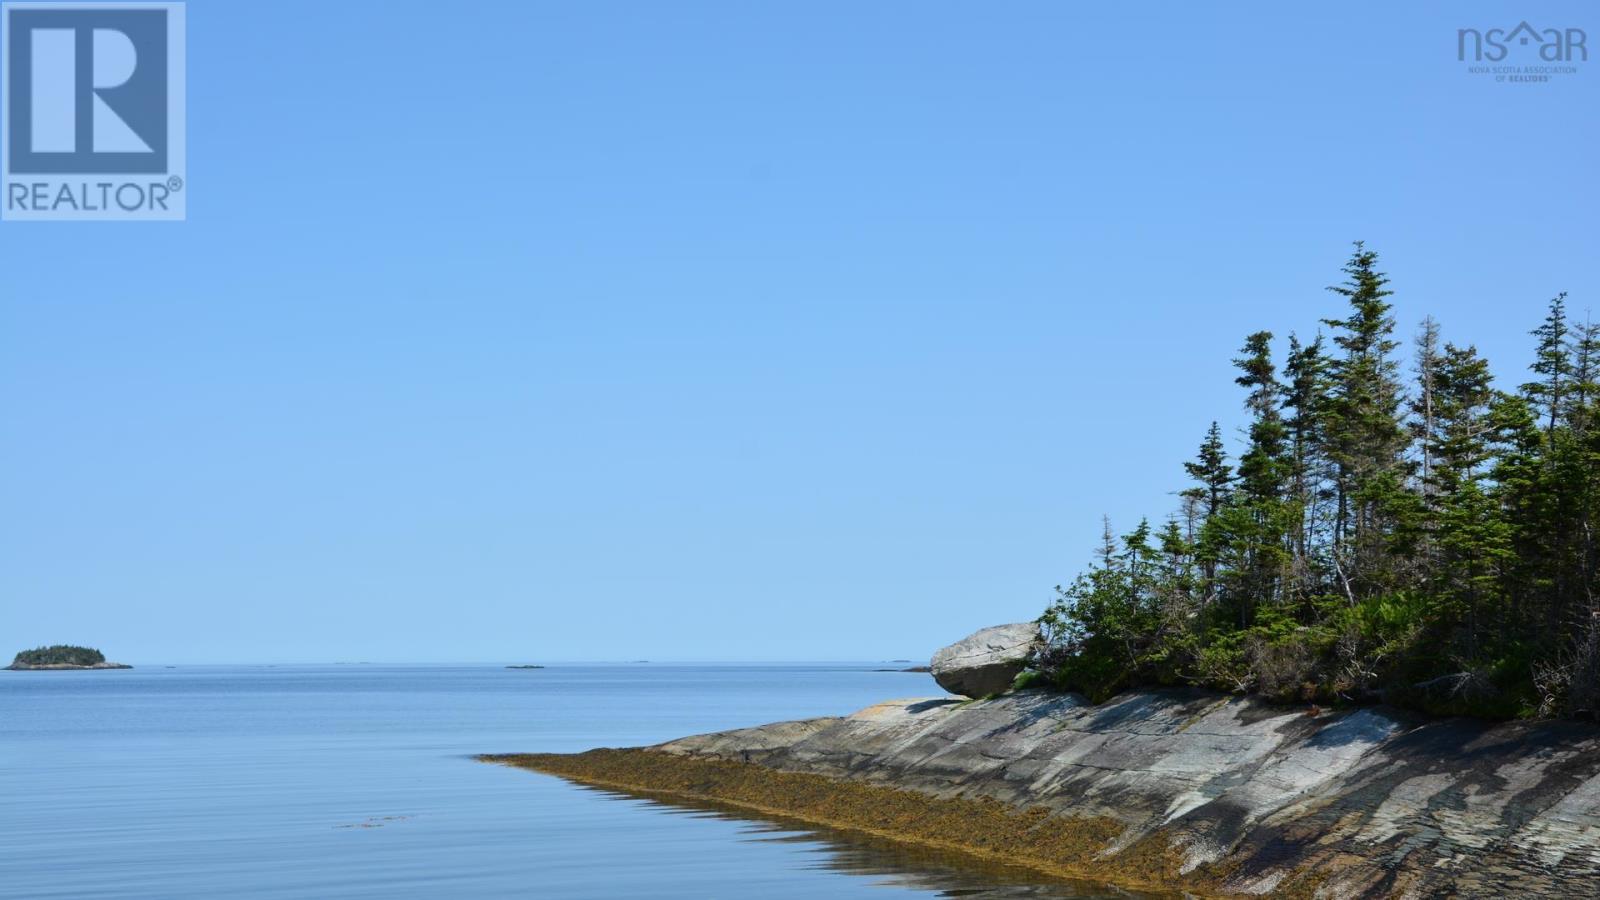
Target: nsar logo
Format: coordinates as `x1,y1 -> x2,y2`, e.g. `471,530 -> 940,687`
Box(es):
2,2 -> 185,221
1457,21 -> 1586,85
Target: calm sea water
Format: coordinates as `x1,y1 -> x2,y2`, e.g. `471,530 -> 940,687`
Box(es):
0,664 -> 1134,899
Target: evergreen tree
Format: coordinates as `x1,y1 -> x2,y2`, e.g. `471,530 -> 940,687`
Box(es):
1182,422 -> 1233,518
1421,343 -> 1506,665
1033,244 -> 1597,721
1182,422 -> 1233,602
1507,297 -> 1588,656
1412,316 -> 1442,499
1233,332 -> 1290,504
1218,332 -> 1294,620
1321,243 -> 1415,597
1565,319 -> 1600,629
1524,293 -> 1571,438
1427,344 -> 1496,490
1158,518 -> 1193,589
1568,318 -> 1600,435
1282,333 -> 1330,581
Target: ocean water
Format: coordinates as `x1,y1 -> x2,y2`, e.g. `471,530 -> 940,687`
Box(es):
0,664 -> 1134,899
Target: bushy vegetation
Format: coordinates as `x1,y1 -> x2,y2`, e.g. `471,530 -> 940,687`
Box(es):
1038,244 -> 1600,720
12,645 -> 107,666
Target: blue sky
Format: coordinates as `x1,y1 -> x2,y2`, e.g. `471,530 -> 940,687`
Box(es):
1,1 -> 1596,663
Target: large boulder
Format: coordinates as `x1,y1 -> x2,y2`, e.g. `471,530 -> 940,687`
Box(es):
930,622 -> 1040,698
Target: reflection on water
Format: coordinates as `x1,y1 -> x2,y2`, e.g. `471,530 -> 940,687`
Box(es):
573,784 -> 1164,899
5,664 -> 1158,898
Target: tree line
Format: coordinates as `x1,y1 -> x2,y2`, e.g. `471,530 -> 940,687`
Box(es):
1037,243 -> 1600,719
11,645 -> 107,666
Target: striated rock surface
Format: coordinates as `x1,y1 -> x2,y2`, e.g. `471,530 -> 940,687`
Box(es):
929,622 -> 1039,697
643,689 -> 1600,896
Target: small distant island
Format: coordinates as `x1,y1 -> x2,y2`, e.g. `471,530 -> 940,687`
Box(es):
7,645 -> 131,670
506,664 -> 545,669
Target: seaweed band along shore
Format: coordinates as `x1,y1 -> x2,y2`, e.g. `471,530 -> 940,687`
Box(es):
486,628 -> 1600,898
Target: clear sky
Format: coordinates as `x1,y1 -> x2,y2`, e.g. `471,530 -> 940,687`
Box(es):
1,1 -> 1596,663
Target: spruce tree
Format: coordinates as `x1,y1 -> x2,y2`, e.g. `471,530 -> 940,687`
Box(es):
1033,245 -> 1598,720
1182,423 -> 1233,602
1524,293 -> 1571,438
1321,243 -> 1415,596
1282,333 -> 1330,582
1422,343 -> 1506,664
1412,316 -> 1442,499
1222,331 -> 1294,616
1183,422 -> 1233,518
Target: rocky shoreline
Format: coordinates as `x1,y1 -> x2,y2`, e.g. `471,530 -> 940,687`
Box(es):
486,688 -> 1600,898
